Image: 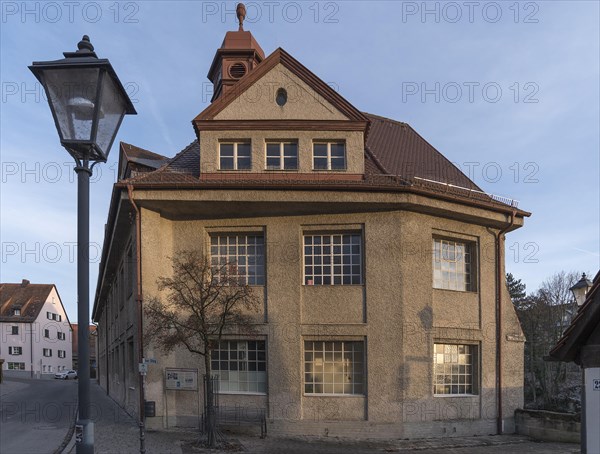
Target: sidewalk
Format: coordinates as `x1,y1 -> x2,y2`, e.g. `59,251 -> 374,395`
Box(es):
62,382 -> 187,453
62,384 -> 581,453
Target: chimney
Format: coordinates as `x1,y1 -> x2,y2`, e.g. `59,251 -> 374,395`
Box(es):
21,279 -> 30,287
207,3 -> 265,102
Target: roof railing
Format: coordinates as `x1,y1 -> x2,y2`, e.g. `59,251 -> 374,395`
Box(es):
412,177 -> 519,208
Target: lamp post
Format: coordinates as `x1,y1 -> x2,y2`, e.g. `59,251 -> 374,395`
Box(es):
30,36 -> 136,454
570,273 -> 593,307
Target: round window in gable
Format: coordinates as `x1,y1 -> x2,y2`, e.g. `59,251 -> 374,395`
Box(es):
229,63 -> 247,79
276,88 -> 288,107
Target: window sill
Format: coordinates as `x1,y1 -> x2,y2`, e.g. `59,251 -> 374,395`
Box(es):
216,391 -> 267,396
433,287 -> 478,294
433,394 -> 479,398
311,169 -> 348,172
303,284 -> 364,287
303,393 -> 365,398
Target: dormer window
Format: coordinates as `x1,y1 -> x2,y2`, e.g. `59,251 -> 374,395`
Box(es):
266,142 -> 298,170
219,142 -> 251,170
313,142 -> 346,171
13,308 -> 21,316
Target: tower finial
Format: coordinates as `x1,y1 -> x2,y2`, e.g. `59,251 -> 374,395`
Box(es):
236,3 -> 246,31
77,35 -> 94,53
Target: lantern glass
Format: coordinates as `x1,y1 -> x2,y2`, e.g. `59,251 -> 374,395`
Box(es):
572,286 -> 587,306
95,72 -> 127,156
40,67 -> 101,142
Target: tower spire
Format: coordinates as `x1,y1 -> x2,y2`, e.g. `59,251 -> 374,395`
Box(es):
237,3 -> 246,31
206,3 -> 265,101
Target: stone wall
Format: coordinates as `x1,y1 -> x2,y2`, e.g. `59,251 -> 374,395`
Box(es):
515,409 -> 580,443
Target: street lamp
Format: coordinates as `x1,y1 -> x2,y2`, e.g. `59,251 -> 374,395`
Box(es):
570,273 -> 593,307
30,35 -> 136,454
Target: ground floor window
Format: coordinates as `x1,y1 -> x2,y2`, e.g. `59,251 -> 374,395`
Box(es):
304,340 -> 364,395
7,362 -> 25,370
211,340 -> 266,393
433,343 -> 478,395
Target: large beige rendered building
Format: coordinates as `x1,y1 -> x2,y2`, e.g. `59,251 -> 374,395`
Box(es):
92,22 -> 529,438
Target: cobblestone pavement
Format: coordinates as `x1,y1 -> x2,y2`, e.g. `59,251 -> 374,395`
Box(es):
62,383 -> 580,454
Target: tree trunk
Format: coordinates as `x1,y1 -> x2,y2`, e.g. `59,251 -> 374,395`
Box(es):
204,352 -> 217,448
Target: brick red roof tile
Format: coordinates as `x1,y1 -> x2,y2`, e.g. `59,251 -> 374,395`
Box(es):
0,282 -> 54,323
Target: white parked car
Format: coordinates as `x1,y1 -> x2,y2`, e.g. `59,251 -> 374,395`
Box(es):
54,370 -> 78,380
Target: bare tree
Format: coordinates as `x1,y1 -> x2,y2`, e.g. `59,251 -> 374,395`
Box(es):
515,271 -> 582,411
144,250 -> 260,446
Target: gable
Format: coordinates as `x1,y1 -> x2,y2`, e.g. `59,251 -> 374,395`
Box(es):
195,48 -> 369,126
214,63 -> 349,121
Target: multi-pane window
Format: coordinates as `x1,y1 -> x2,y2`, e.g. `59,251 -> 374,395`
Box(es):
11,326 -> 18,335
211,340 -> 267,393
8,346 -> 22,355
433,238 -> 475,291
433,344 -> 477,395
219,142 -> 251,170
210,234 -> 265,285
58,332 -> 65,340
304,341 -> 364,395
44,329 -> 50,338
304,233 -> 362,285
58,350 -> 66,358
46,312 -> 61,321
313,142 -> 346,170
266,142 -> 298,170
43,348 -> 52,357
7,362 -> 25,370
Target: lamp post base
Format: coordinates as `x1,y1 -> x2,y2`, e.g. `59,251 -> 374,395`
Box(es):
75,418 -> 94,453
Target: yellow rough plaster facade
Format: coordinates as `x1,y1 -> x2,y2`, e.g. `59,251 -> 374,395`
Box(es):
93,26 -> 527,439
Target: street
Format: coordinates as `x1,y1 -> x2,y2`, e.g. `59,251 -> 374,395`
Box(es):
0,377 -> 77,454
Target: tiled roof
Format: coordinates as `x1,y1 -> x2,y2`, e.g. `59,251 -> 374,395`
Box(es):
118,115 -> 522,212
364,113 -> 482,190
0,281 -> 54,323
549,271 -> 600,364
122,143 -> 168,163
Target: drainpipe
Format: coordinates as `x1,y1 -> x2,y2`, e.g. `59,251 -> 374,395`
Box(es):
495,209 -> 516,435
105,311 -> 109,396
127,184 -> 146,454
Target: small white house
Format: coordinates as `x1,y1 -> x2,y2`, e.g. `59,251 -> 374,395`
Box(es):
0,280 -> 73,378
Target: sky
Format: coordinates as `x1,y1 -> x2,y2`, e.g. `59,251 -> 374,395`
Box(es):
1,1 -> 599,323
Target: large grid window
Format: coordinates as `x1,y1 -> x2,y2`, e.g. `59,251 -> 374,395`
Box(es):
304,341 -> 364,395
210,234 -> 265,285
211,340 -> 267,393
7,362 -> 25,370
219,142 -> 251,170
266,142 -> 298,170
433,344 -> 477,395
313,142 -> 346,170
304,234 -> 362,285
433,238 -> 475,291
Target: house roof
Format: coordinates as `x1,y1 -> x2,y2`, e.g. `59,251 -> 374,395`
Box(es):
119,114 -> 521,215
548,270 -> 600,365
0,281 -> 54,323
